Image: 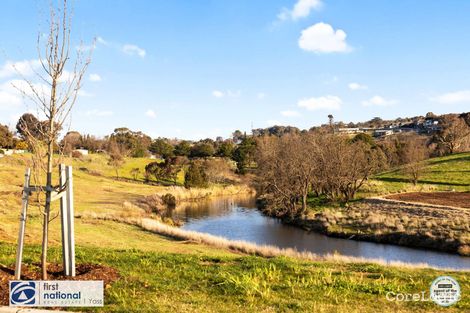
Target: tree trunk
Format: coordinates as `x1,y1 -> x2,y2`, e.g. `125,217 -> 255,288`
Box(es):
301,193 -> 307,213
41,80 -> 56,280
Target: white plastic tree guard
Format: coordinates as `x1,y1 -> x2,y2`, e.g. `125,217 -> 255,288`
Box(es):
14,164 -> 75,279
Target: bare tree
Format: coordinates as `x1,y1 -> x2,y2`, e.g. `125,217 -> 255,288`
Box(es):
402,135 -> 429,185
108,140 -> 125,178
434,115 -> 470,154
256,133 -> 318,217
16,0 -> 92,279
256,133 -> 386,217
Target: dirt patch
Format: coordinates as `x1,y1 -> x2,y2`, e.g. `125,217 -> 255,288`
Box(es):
385,192 -> 470,208
0,263 -> 119,306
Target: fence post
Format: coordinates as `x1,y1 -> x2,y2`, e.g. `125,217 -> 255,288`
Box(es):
65,166 -> 75,276
15,168 -> 31,280
59,164 -> 70,276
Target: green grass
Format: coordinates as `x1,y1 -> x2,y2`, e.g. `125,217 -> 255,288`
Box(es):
362,152 -> 470,196
0,242 -> 468,312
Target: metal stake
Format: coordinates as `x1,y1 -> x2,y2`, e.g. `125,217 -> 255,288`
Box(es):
59,164 -> 70,276
14,168 -> 31,280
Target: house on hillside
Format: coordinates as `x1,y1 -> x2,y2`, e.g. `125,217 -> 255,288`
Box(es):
338,128 -> 363,134
373,129 -> 394,137
73,148 -> 89,156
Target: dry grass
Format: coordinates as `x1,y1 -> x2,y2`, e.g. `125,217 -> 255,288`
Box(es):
306,198 -> 470,255
153,184 -> 255,202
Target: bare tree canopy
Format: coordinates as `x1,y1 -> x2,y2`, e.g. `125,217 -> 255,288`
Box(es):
256,133 -> 386,218
17,0 -> 93,279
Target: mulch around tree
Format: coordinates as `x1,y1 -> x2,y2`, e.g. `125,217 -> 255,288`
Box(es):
0,263 -> 120,306
385,191 -> 470,208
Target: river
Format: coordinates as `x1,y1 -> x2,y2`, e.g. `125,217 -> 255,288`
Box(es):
169,195 -> 470,270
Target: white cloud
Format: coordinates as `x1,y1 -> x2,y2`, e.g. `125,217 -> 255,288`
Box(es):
362,95 -> 397,107
0,79 -> 51,109
257,92 -> 266,99
96,37 -> 108,45
298,95 -> 342,111
122,44 -> 146,58
89,74 -> 102,82
57,70 -> 74,83
0,59 -> 41,78
0,90 -> 22,109
278,0 -> 322,21
84,109 -> 113,117
299,23 -> 351,54
430,90 -> 470,104
348,82 -> 368,90
145,109 -> 156,118
281,110 -> 300,117
212,90 -> 224,98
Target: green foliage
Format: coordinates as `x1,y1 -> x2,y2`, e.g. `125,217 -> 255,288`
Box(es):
110,127 -> 152,157
233,137 -> 257,174
352,133 -> 376,147
184,162 -> 208,188
145,156 -> 187,184
174,140 -> 191,156
149,138 -> 175,158
216,141 -> 235,158
190,142 -> 215,158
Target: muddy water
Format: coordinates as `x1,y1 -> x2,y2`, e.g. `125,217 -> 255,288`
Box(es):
169,195 -> 470,270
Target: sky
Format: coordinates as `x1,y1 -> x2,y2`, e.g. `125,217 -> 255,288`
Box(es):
1,0 -> 470,140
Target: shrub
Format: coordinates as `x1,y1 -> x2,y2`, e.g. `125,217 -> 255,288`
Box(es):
184,162 -> 208,188
161,193 -> 176,208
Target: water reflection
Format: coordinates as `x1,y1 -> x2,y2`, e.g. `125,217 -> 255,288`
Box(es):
169,195 -> 470,270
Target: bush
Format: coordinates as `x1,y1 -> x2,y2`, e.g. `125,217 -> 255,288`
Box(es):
161,193 -> 176,208
184,162 -> 208,188
15,141 -> 28,150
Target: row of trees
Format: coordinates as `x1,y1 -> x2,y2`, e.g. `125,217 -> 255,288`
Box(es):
255,132 -> 386,218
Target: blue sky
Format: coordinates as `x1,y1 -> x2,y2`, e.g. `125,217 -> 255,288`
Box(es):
1,0 -> 470,140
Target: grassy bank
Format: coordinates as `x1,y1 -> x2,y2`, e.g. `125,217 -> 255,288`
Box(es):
363,152 -> 470,196
0,241 -> 469,312
292,198 -> 470,256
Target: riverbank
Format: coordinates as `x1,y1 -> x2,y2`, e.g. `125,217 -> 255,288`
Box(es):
260,196 -> 470,256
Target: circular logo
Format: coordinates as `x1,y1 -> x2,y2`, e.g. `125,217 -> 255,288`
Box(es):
10,281 -> 37,305
430,276 -> 460,307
